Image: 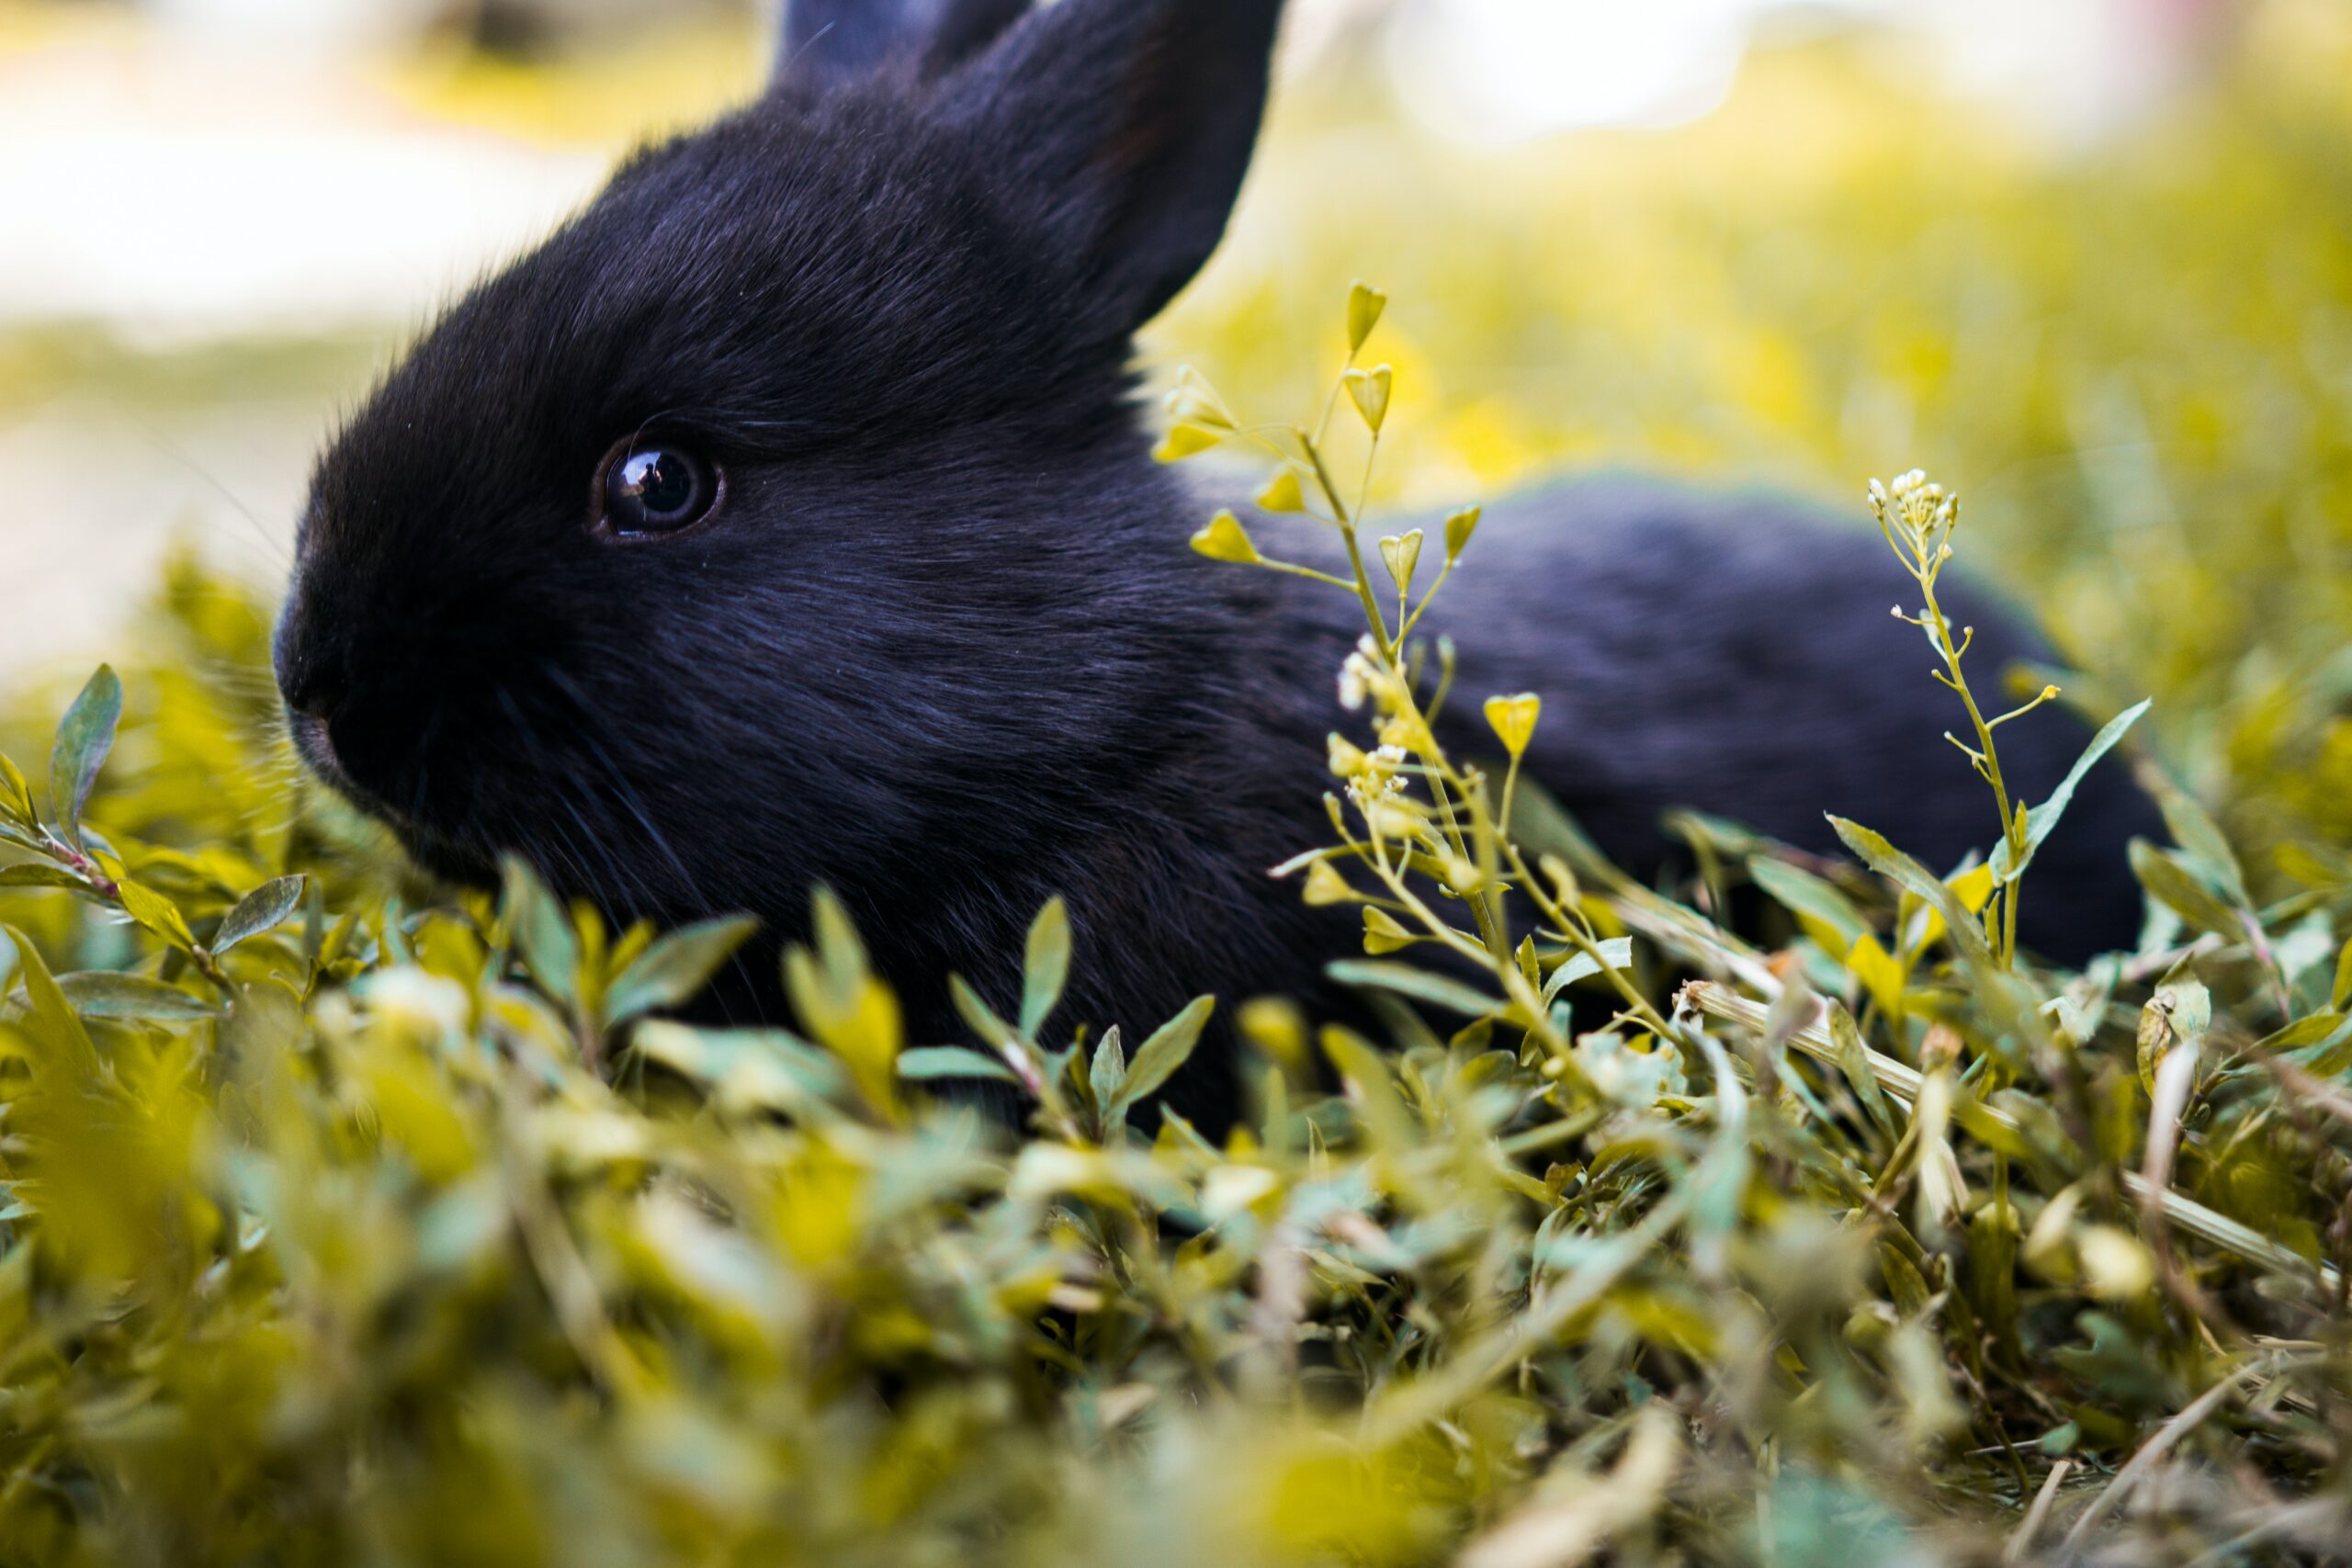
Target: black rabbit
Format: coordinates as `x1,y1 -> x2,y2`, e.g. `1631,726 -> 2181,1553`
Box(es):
275,0 -> 2161,1122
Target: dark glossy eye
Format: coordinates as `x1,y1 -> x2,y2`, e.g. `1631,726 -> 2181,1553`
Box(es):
597,439 -> 720,538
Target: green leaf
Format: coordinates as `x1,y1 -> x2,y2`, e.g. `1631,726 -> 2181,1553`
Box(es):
604,915 -> 759,1026
1327,959 -> 1507,1018
1318,1025 -> 1413,1149
56,972 -> 216,1021
782,898 -> 901,1111
2140,763 -> 2250,908
501,855 -> 579,1003
898,1045 -> 1020,1085
1539,939 -> 1636,1004
0,751 -> 35,826
2333,939 -> 2352,1012
48,665 -> 122,852
1747,857 -> 1869,951
1113,995 -> 1216,1111
0,863 -> 85,891
949,973 -> 1019,1047
1089,1024 -> 1126,1111
1828,816 -> 1996,972
2136,976 -> 2211,1092
1021,897 -> 1071,1041
118,878 -> 197,953
631,1022 -> 854,1113
2253,1011 -> 2345,1054
808,886 -> 870,1000
2129,840 -> 2242,936
1826,1000 -> 1899,1138
212,874 -> 307,956
1987,698 -> 2150,885
3,923 -> 98,1076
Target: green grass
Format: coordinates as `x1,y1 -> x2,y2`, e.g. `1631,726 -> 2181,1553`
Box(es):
5,7 -> 2352,1563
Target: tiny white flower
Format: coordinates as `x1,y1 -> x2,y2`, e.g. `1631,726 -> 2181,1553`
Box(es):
1338,660 -> 1370,711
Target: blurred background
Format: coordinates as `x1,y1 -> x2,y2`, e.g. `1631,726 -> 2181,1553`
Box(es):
2,0 -> 2347,862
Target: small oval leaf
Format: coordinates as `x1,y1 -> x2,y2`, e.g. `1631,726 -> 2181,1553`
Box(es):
898,1045 -> 1020,1085
1089,1024 -> 1126,1111
605,914 -> 759,1026
49,665 -> 123,852
117,878 -> 197,953
56,971 -> 217,1021
212,874 -> 308,956
500,855 -> 580,1003
1327,959 -> 1506,1019
0,864 -> 86,891
0,751 -> 36,826
1114,995 -> 1215,1111
1020,897 -> 1071,1041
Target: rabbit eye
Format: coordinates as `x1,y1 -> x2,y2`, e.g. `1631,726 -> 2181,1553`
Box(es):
597,439 -> 720,538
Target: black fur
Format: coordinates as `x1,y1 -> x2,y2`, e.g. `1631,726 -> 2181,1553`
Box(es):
277,0 -> 2161,1124
777,0 -> 1027,94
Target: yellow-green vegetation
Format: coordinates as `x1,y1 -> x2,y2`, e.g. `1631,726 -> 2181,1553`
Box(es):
1164,0 -> 2352,884
6,6 -> 2352,1563
3,280 -> 2349,1562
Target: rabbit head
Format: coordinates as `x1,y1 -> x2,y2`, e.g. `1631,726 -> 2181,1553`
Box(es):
277,0 -> 1293,934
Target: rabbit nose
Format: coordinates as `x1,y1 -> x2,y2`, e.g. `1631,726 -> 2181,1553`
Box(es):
274,635 -> 349,721
274,595 -> 352,722
283,671 -> 347,724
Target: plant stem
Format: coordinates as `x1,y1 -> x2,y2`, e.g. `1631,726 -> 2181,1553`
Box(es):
1917,571 -> 2024,967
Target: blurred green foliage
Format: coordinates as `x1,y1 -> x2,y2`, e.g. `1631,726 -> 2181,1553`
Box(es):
6,6 -> 2352,1563
1162,0 -> 2352,875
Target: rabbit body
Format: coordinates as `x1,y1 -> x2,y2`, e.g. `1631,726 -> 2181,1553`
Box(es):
276,0 -> 2159,1122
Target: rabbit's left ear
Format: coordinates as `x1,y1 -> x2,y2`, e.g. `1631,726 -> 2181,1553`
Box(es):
935,0 -> 1287,344
776,0 -> 1030,95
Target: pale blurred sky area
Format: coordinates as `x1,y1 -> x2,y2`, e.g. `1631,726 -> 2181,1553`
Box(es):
0,0 -> 2236,335
0,0 -> 2242,671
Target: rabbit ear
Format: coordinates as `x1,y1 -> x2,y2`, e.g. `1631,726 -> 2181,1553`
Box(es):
939,0 -> 1285,341
776,0 -> 1030,94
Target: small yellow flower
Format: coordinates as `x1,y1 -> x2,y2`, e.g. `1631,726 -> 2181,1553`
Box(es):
1344,365 -> 1393,434
1190,511 -> 1260,564
1302,861 -> 1355,907
1378,529 -> 1424,598
1162,366 -> 1235,429
1363,908 -> 1416,954
1484,693 -> 1542,757
1378,710 -> 1431,755
1155,423 -> 1226,463
1869,469 -> 1962,571
1256,467 -> 1307,513
1442,505 -> 1481,563
1347,280 -> 1387,355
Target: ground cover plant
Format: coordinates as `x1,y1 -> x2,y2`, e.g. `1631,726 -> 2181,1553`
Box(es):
5,6 -> 2352,1562
4,265 -> 2352,1566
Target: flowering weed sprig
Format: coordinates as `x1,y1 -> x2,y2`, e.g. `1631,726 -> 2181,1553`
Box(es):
1870,470 -> 2149,971
1164,283 -> 1674,1089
